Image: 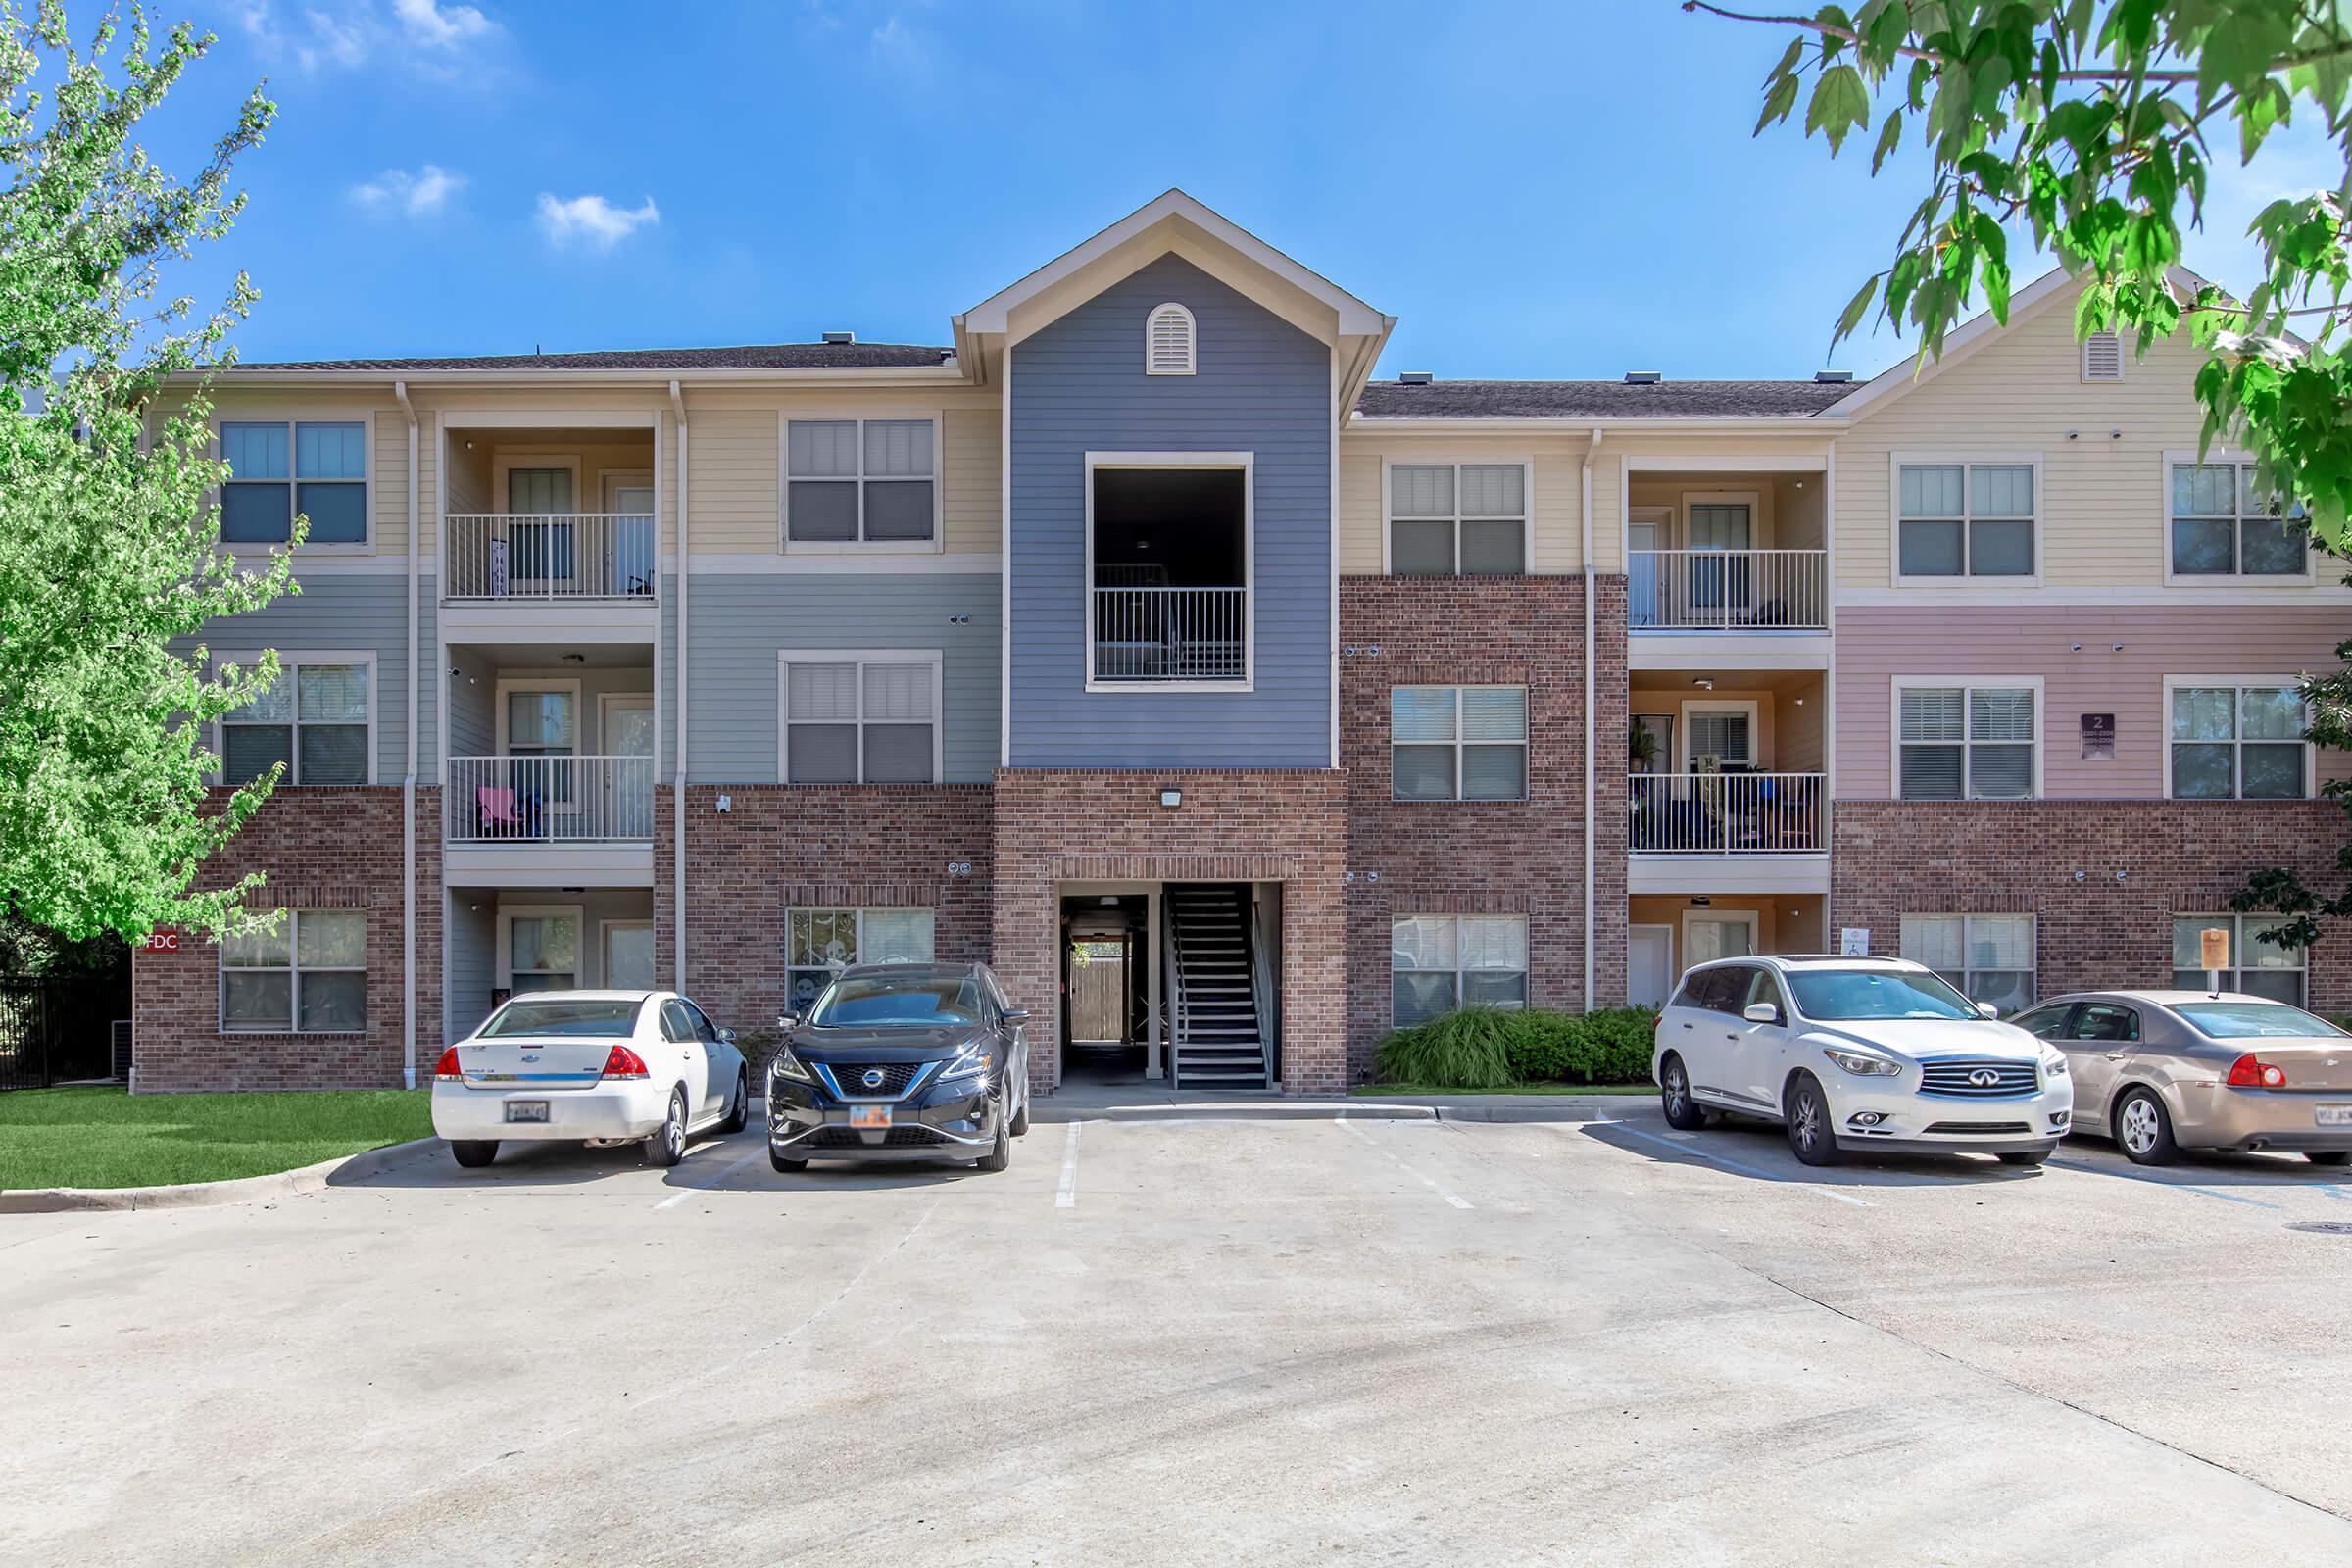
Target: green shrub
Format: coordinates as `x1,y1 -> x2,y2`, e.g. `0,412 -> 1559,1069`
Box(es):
1373,1006 -> 1520,1090
1372,1004 -> 1661,1089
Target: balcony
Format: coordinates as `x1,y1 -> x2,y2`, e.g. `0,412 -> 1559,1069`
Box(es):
1091,585 -> 1249,683
443,514 -> 658,602
1630,772 -> 1827,855
1628,549 -> 1827,631
442,754 -> 656,887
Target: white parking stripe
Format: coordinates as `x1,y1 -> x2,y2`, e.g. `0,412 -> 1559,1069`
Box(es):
653,1143 -> 767,1210
1335,1117 -> 1474,1209
1056,1122 -> 1082,1208
1604,1121 -> 1875,1207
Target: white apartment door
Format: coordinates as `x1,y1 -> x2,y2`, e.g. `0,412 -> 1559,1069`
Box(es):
604,920 -> 656,991
606,479 -> 656,597
1628,926 -> 1673,1009
1629,517 -> 1662,627
601,693 -> 655,840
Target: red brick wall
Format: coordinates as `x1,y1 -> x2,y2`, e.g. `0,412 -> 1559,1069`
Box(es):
655,785 -> 995,1038
1339,574 -> 1629,1079
132,787 -> 439,1092
1832,800 -> 2351,1011
991,768 -> 1350,1093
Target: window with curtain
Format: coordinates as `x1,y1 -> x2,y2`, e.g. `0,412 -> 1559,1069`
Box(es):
1391,686 -> 1529,801
782,656 -> 939,783
2169,461 -> 2307,577
2172,914 -> 2306,1004
508,914 -> 579,994
2170,682 -> 2309,799
787,907 -> 937,1012
1898,684 -> 2035,799
1897,462 -> 2034,577
1900,914 -> 2036,1014
220,661 -> 369,786
1388,464 -> 1527,575
220,421 -> 367,545
220,909 -> 367,1032
1391,914 -> 1528,1025
785,417 -> 937,545
506,467 -> 577,581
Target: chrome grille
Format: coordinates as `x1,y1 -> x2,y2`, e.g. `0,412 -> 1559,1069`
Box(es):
1918,1058 -> 2038,1099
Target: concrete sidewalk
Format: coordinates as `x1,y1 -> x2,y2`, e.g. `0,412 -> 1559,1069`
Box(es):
1023,1081 -> 1651,1123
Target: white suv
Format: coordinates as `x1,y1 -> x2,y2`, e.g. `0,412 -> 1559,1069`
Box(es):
1650,955 -> 2073,1166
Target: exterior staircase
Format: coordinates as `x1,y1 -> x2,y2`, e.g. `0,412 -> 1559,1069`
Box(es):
1166,883 -> 1270,1088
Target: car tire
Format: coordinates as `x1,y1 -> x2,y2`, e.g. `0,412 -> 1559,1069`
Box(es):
718,1069 -> 748,1135
645,1088 -> 688,1168
1784,1072 -> 1840,1167
976,1110 -> 1012,1173
1996,1149 -> 2050,1167
1659,1053 -> 1707,1131
2305,1151 -> 2352,1167
769,1148 -> 808,1174
2113,1087 -> 2180,1166
1009,1082 -> 1030,1138
449,1140 -> 498,1169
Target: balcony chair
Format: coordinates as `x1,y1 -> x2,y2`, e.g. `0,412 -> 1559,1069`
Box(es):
475,786 -> 526,840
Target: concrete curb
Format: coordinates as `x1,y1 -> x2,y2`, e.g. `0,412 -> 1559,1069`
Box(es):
1030,1100 -> 1439,1124
1426,1095 -> 1653,1123
0,1136 -> 443,1215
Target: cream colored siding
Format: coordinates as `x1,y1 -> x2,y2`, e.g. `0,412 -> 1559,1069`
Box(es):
686,403 -> 778,552
1337,434 -> 1584,573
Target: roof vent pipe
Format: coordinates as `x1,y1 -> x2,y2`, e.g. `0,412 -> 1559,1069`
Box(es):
822,330 -> 856,345
1397,370 -> 1435,385
1814,369 -> 1854,383
1624,370 -> 1662,384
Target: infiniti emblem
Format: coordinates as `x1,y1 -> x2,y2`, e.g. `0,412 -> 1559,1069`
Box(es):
860,1067 -> 886,1090
1968,1068 -> 2001,1088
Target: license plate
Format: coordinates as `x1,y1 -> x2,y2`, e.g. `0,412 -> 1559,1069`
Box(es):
2318,1104 -> 2352,1127
850,1104 -> 893,1131
504,1101 -> 549,1124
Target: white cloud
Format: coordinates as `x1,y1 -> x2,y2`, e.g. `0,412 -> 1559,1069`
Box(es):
869,15 -> 937,76
351,164 -> 466,218
391,0 -> 495,48
229,1 -> 500,74
535,193 -> 661,252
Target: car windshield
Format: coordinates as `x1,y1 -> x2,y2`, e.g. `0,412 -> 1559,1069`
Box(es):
808,977 -> 984,1029
1785,969 -> 1981,1021
2175,1001 -> 2351,1040
478,998 -> 644,1038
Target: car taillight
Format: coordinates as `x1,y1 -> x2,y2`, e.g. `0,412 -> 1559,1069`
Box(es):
433,1047 -> 463,1081
2227,1054 -> 2288,1089
601,1045 -> 650,1081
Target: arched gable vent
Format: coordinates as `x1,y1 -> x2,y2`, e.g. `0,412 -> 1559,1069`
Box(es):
1146,302 -> 1197,375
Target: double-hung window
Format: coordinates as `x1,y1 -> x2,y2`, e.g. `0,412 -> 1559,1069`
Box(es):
1391,914 -> 1528,1025
1899,914 -> 2036,1014
1897,683 -> 2036,800
220,909 -> 367,1033
220,420 -> 368,545
784,417 -> 937,547
2168,459 -> 2307,577
2173,914 -> 2306,1004
220,659 -> 370,786
787,907 -> 936,1012
1388,464 -> 1528,575
1391,686 -> 1528,801
780,653 -> 942,784
1896,461 -> 2034,578
2168,681 -> 2309,799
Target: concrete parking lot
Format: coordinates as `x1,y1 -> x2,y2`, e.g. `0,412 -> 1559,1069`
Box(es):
8,1104 -> 2352,1565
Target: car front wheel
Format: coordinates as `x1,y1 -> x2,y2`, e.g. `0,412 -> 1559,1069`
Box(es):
976,1109 -> 1012,1173
2113,1087 -> 2180,1166
1659,1054 -> 1707,1131
645,1089 -> 687,1168
1785,1072 -> 1840,1167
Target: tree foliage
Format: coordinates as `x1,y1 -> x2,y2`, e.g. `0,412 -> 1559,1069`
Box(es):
0,1 -> 291,941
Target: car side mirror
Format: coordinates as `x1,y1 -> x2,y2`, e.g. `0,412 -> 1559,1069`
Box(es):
1002,1008 -> 1031,1027
1743,1002 -> 1782,1026
716,1026 -> 737,1045
774,1013 -> 798,1032
1976,1002 -> 2000,1018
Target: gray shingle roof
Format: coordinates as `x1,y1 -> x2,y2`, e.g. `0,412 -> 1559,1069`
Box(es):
226,341 -> 956,372
1352,378 -> 1851,419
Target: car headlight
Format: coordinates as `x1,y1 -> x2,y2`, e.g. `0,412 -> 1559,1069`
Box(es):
2041,1050 -> 2069,1078
1823,1048 -> 1901,1078
770,1047 -> 813,1085
937,1044 -> 994,1085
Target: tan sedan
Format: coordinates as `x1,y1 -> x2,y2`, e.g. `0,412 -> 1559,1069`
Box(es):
2016,992 -> 2352,1166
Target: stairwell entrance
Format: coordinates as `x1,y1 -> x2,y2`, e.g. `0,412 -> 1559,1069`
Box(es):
1054,881 -> 1282,1092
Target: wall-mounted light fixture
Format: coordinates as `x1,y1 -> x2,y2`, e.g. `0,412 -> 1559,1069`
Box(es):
714,794 -> 732,813
1158,789 -> 1183,808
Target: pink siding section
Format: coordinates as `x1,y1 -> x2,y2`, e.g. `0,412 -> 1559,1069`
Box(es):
1834,606 -> 2349,798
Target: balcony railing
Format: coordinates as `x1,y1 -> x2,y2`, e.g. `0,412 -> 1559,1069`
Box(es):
1629,549 -> 1826,630
1629,772 -> 1827,854
444,514 -> 658,601
447,756 -> 656,843
1092,586 -> 1248,683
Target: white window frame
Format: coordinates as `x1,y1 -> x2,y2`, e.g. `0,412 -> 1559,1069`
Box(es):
786,906 -> 940,1008
497,904 -> 586,994
1888,452 -> 2042,587
778,413 -> 945,555
1082,452 -> 1254,694
1390,913 -> 1530,1026
219,908 -> 368,1035
1676,699 -> 1761,771
1899,913 -> 2037,1009
2172,912 -> 2308,1004
775,649 -> 946,784
211,650 -> 378,787
1145,302 -> 1197,375
2160,450 -> 2315,585
1389,685 -> 1530,802
1890,676 -> 2045,801
2161,675 -> 2313,800
1380,458 -> 1536,577
216,415 -> 373,554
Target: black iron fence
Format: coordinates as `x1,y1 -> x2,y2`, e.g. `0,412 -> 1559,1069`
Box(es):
0,979 -> 126,1091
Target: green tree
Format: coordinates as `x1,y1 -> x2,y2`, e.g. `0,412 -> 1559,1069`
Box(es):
1698,0 -> 2352,956
0,1 -> 291,942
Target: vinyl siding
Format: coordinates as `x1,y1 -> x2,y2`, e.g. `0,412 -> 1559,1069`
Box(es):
179,388 -> 416,558
191,570 -> 414,782
1336,436 -> 1585,574
1008,253 -> 1331,766
444,892 -> 496,1040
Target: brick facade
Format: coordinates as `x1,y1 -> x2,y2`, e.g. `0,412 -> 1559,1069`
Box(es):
1339,574 -> 1629,1079
992,768 -> 1350,1093
1831,801 -> 2351,1012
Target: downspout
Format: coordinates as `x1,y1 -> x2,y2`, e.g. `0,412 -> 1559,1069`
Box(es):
669,380 -> 690,992
1582,425 -> 1602,1011
396,381 -> 419,1089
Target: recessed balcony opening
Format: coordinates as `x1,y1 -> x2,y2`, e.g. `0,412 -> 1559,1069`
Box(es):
1089,466 -> 1249,685
1627,468 -> 1827,631
443,426 -> 659,603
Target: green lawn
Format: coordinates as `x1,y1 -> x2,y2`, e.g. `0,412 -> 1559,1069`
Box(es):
1352,1083 -> 1653,1097
0,1087 -> 432,1190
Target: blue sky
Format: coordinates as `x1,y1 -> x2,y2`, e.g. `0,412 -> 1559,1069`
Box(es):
155,0 -> 2329,380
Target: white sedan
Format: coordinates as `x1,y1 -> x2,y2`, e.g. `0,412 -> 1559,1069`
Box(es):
431,990 -> 749,1169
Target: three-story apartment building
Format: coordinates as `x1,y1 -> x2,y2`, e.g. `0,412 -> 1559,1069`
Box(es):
132,191 -> 2348,1096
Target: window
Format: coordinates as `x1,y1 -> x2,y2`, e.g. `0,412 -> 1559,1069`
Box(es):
1896,461 -> 2034,578
507,911 -> 579,994
2173,914 -> 2307,1004
220,909 -> 366,1033
1145,302 -> 1196,375
1899,913 -> 2036,1014
2012,1003 -> 2074,1039
1685,707 -> 1753,769
784,417 -> 937,547
779,653 -> 942,784
220,420 -> 367,545
1391,914 -> 1527,1025
2081,331 -> 2124,381
787,907 -> 936,1013
1391,686 -> 1528,801
1388,464 -> 1528,575
1897,683 -> 2036,799
2169,681 -> 2309,799
2066,1003 -> 2141,1043
2169,459 -> 2307,577
220,659 -> 370,786
1671,964 -> 1751,1016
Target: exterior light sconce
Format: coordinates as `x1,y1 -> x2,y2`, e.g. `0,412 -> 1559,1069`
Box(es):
2073,869 -> 2087,883
715,794 -> 732,813
1158,789 -> 1183,808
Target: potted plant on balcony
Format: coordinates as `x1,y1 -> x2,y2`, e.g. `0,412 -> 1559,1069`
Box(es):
1628,720 -> 1659,772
